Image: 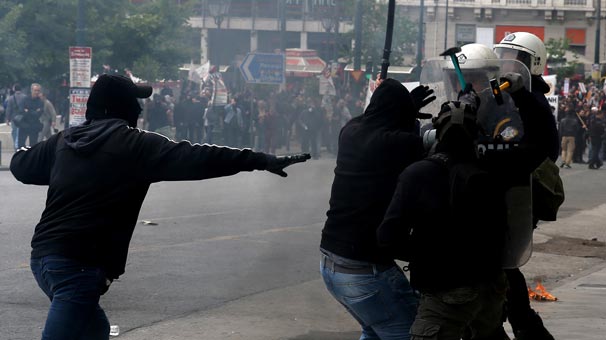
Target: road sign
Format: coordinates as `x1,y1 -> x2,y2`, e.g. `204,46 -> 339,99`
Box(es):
69,46 -> 92,88
239,53 -> 285,84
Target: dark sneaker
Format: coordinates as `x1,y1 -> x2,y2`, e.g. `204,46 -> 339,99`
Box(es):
560,162 -> 565,168
565,164 -> 572,169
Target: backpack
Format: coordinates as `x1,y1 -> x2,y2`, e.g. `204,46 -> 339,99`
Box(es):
531,158 -> 565,221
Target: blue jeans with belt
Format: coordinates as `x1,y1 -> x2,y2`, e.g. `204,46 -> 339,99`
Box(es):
320,253 -> 419,340
30,255 -> 110,340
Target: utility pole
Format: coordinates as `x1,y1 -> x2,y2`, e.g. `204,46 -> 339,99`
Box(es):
416,0 -> 424,72
279,0 -> 286,52
444,0 -> 449,50
595,0 -> 602,64
353,0 -> 363,71
76,0 -> 86,46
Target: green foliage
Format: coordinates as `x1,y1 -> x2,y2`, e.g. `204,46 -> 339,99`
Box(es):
545,38 -> 580,79
0,3 -> 27,84
340,0 -> 417,66
545,37 -> 570,61
0,0 -> 199,88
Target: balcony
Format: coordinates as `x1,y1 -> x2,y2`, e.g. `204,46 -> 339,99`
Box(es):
397,0 -> 598,10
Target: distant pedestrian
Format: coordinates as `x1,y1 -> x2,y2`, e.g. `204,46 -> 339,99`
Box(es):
559,110 -> 581,168
18,83 -> 44,147
587,107 -> 605,169
38,92 -> 57,142
5,84 -> 26,150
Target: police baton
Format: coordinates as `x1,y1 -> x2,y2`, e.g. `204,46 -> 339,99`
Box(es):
379,0 -> 396,81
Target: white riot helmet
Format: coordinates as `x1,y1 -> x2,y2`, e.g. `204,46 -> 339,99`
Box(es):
493,32 -> 546,76
444,43 -> 500,93
457,43 -> 500,79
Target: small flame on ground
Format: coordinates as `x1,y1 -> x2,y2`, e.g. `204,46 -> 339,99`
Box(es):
528,280 -> 558,301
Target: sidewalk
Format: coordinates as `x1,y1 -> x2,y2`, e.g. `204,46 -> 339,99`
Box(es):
116,263 -> 606,340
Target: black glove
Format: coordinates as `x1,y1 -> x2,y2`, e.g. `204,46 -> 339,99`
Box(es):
410,85 -> 436,112
266,153 -> 311,177
457,88 -> 480,112
500,72 -> 525,93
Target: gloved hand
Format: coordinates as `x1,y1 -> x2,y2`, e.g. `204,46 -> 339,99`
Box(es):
500,72 -> 525,93
410,85 -> 436,112
266,153 -> 311,177
457,88 -> 480,112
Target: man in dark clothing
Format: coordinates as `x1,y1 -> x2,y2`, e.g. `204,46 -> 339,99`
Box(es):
587,108 -> 605,169
378,93 -> 509,340
146,93 -> 171,134
10,74 -> 310,340
559,110 -> 582,168
5,84 -> 26,149
298,98 -> 323,159
18,83 -> 45,147
184,94 -> 204,144
320,78 -> 435,340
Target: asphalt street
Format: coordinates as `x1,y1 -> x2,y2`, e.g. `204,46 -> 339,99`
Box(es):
1,149 -> 606,339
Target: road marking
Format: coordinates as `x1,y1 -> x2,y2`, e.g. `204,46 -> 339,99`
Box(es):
129,223 -> 323,253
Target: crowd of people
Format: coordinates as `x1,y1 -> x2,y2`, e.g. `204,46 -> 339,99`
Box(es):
2,83 -> 58,150
137,79 -> 364,160
553,82 -> 606,169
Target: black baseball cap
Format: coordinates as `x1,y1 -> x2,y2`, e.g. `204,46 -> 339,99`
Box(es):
87,74 -> 153,116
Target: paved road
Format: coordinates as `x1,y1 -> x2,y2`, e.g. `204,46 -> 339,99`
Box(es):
1,154 -> 605,339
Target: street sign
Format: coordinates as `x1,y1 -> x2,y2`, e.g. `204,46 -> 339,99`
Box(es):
239,53 -> 285,84
69,46 -> 92,88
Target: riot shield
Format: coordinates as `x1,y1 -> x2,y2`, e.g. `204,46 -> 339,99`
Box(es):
419,59 -> 531,119
420,59 -> 534,269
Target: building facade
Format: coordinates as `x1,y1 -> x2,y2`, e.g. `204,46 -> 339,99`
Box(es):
399,0 -> 605,67
189,0 -> 605,75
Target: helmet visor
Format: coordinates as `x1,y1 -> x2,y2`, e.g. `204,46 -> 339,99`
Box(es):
494,47 -> 532,70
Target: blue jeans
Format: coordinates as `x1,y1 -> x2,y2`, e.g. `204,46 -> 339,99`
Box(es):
320,255 -> 419,340
30,255 -> 110,340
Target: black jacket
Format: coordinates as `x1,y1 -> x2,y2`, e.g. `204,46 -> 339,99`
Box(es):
11,118 -> 271,279
320,79 -> 424,263
377,156 -> 506,291
559,114 -> 581,137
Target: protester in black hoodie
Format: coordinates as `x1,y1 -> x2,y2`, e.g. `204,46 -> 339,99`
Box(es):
378,92 -> 510,340
320,78 -> 435,340
10,74 -> 309,340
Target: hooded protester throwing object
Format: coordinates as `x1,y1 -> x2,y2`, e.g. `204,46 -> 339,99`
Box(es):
10,74 -> 310,340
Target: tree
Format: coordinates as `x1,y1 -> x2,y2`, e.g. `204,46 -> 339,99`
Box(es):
545,37 -> 581,79
339,0 -> 418,67
0,0 -> 199,88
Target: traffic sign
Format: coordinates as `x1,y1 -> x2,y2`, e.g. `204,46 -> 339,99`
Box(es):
239,53 -> 285,84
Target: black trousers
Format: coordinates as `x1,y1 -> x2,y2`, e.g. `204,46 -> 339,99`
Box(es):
505,268 -> 537,332
17,128 -> 40,148
589,136 -> 603,168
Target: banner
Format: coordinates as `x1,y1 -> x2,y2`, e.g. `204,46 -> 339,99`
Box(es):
543,75 -> 557,96
319,74 -> 336,96
69,88 -> 89,127
189,61 -> 210,84
69,47 -> 92,88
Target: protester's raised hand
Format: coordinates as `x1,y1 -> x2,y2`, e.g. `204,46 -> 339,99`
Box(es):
410,85 -> 436,111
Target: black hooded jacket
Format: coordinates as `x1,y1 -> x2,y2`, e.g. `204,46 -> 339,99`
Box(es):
320,79 -> 425,263
11,118 -> 271,279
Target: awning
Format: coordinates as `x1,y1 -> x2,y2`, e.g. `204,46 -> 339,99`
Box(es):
285,49 -> 326,77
